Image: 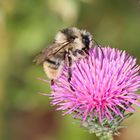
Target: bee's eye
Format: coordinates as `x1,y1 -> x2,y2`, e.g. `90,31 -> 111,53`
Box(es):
82,36 -> 90,47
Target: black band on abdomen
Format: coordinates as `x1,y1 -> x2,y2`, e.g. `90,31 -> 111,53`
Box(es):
46,59 -> 57,65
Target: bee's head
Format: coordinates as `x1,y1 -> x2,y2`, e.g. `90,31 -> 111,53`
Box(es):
55,27 -> 93,51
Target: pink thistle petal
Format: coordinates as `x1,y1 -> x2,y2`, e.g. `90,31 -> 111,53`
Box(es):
48,47 -> 140,124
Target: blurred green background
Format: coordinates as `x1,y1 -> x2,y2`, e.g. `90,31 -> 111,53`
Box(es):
0,0 -> 140,140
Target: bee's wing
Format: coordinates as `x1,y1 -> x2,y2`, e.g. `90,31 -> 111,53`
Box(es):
33,43 -> 67,64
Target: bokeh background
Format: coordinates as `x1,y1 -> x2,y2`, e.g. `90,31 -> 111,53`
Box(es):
0,0 -> 140,140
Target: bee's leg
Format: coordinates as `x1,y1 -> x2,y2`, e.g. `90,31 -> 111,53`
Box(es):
67,55 -> 72,83
67,54 -> 75,91
74,49 -> 88,59
51,79 -> 55,85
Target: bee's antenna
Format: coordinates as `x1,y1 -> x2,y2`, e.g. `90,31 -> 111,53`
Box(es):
92,38 -> 104,58
93,38 -> 100,48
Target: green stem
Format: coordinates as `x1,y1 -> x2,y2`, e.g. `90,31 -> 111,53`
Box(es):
98,133 -> 113,140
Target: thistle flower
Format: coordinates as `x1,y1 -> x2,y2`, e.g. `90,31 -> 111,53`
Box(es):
46,46 -> 140,137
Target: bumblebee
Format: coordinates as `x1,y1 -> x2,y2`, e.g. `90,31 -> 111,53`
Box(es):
34,27 -> 93,89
